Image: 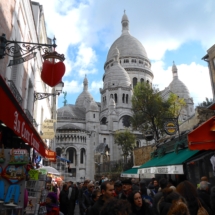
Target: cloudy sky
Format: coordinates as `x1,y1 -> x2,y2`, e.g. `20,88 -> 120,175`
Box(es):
37,0 -> 214,108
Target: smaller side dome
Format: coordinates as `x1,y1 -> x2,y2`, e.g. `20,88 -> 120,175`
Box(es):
89,100 -> 99,111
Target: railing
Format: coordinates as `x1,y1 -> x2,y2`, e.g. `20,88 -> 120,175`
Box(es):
8,80 -> 23,106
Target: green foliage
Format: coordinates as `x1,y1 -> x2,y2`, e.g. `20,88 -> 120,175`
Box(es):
131,82 -> 185,140
198,97 -> 213,107
114,129 -> 136,162
167,93 -> 186,117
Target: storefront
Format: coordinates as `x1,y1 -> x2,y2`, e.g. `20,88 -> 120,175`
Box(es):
188,114 -> 215,185
0,75 -> 56,161
121,167 -> 140,178
138,148 -> 201,184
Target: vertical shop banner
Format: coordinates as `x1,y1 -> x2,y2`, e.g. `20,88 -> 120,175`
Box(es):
0,76 -> 56,161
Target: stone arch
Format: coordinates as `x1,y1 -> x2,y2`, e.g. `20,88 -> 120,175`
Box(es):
133,77 -> 137,88
101,117 -> 107,125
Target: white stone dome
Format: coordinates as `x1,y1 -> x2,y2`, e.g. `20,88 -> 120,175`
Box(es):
106,34 -> 148,63
169,78 -> 190,99
89,100 -> 99,111
104,48 -> 131,89
169,62 -> 190,99
75,76 -> 94,107
106,12 -> 148,63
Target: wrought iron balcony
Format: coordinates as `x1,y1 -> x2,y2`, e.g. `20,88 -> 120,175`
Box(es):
8,80 -> 23,106
24,109 -> 34,123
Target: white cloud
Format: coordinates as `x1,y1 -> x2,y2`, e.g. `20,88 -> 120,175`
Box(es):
152,61 -> 213,106
61,80 -> 82,94
89,80 -> 103,93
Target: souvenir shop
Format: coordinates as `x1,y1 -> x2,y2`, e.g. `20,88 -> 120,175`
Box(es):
0,75 -> 57,214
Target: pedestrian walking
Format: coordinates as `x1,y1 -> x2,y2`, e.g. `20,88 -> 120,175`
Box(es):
67,181 -> 78,215
81,183 -> 94,214
59,184 -> 69,215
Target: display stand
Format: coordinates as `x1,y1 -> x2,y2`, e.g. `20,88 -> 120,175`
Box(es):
0,149 -> 27,215
25,170 -> 48,215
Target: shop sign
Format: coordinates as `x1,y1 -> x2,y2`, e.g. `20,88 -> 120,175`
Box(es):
120,173 -> 139,178
14,111 -> 40,152
164,121 -> 178,135
138,165 -> 184,175
8,52 -> 37,66
139,173 -> 155,179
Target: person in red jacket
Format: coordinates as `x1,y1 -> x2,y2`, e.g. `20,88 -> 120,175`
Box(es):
41,192 -> 59,215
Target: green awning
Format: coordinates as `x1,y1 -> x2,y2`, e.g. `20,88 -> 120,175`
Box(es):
121,167 -> 139,178
139,148 -> 199,169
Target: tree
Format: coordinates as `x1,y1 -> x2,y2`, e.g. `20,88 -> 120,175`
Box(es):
131,82 -> 185,141
114,129 -> 136,163
167,93 -> 186,119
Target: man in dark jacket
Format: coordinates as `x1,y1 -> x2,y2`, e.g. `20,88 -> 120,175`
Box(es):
67,181 -> 78,215
59,184 -> 69,215
153,178 -> 168,215
81,183 -> 95,214
198,181 -> 211,210
79,179 -> 90,215
89,181 -> 115,215
119,178 -> 132,200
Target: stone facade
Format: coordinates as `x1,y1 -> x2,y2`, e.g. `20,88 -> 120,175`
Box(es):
56,12 -> 196,181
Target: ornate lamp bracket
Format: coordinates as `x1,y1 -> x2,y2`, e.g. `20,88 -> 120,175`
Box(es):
34,92 -> 59,102
0,33 -> 57,60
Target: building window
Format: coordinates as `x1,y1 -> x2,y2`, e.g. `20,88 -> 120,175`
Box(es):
122,94 -> 125,103
126,94 -> 128,104
132,59 -> 136,63
68,148 -> 75,163
93,114 -> 95,118
114,94 -> 117,103
101,117 -> 107,125
104,138 -> 106,143
146,80 -> 149,84
141,78 -> 144,83
80,149 -> 85,164
124,59 -> 129,63
133,77 -> 137,88
136,141 -> 140,148
110,94 -> 113,98
139,60 -> 143,64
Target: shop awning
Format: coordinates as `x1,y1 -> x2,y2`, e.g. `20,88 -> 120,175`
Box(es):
188,116 -> 215,150
57,156 -> 71,163
0,75 -> 56,161
121,167 -> 139,178
138,148 -> 199,175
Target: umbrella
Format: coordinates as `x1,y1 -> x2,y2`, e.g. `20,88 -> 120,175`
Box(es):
39,166 -> 60,175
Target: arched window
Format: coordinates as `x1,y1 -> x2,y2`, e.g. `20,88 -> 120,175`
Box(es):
122,94 -> 125,103
136,141 -> 140,148
56,148 -> 61,156
132,59 -> 136,63
126,94 -> 128,104
114,94 -> 117,103
101,117 -> 107,125
68,148 -> 75,163
133,77 -> 137,88
140,78 -> 144,83
122,115 -> 131,127
146,80 -> 149,84
139,60 -> 143,64
124,59 -> 129,63
80,149 -> 85,164
110,94 -> 113,98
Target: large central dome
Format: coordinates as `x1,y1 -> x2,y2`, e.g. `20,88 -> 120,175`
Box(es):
106,34 -> 148,62
106,12 -> 148,64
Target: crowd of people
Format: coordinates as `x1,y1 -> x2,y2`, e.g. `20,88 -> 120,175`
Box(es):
42,175 -> 215,215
